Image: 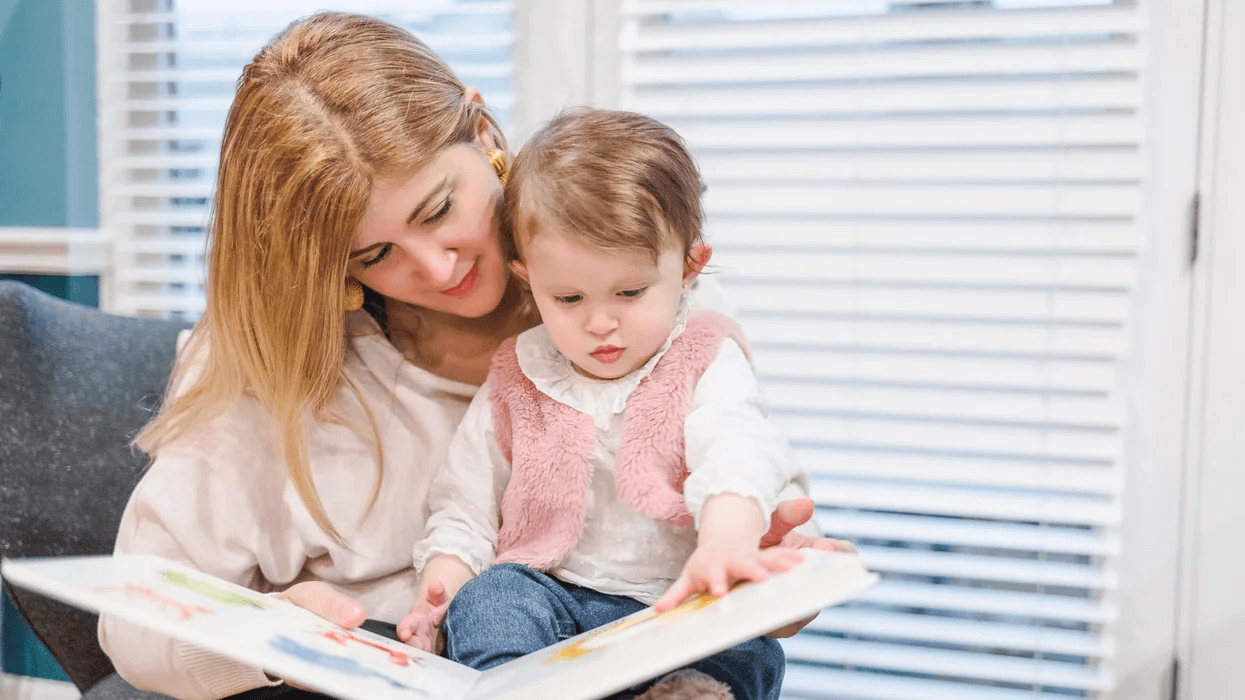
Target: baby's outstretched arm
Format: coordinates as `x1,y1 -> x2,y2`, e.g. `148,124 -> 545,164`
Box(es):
398,554 -> 476,653
653,493 -> 803,613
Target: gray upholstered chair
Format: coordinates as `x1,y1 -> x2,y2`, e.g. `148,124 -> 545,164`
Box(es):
0,280 -> 190,699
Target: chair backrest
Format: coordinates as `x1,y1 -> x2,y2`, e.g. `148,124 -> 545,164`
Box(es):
0,281 -> 192,691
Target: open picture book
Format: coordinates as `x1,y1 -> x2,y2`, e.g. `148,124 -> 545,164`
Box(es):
1,551 -> 876,700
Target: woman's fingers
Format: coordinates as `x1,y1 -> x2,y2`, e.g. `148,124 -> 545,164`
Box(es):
827,538 -> 857,554
759,498 -> 815,548
762,498 -> 860,555
276,581 -> 367,629
758,547 -> 804,572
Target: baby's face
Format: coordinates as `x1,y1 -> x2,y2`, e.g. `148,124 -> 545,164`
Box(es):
515,224 -> 697,380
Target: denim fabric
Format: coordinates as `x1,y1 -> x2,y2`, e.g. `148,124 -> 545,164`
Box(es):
443,563 -> 785,700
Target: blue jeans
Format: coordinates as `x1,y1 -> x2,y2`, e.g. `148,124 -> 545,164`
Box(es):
443,563 -> 785,700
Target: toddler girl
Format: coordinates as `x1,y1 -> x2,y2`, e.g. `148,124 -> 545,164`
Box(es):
402,108 -> 806,700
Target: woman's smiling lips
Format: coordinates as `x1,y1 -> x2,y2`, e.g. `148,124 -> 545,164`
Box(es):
590,345 -> 625,364
441,264 -> 479,297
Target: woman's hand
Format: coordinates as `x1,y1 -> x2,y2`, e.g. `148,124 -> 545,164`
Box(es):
758,497 -> 857,639
274,581 -> 368,627
270,582 -> 369,689
397,579 -> 451,653
760,497 -> 857,554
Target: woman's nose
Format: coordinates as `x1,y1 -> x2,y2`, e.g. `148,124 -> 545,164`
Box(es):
407,242 -> 457,287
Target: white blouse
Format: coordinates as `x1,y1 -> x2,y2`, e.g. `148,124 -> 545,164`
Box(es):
100,310 -> 481,700
415,298 -> 805,605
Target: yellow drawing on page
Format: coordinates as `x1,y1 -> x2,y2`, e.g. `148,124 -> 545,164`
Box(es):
543,594 -> 720,663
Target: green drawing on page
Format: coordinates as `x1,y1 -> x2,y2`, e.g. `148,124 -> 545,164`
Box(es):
162,569 -> 269,609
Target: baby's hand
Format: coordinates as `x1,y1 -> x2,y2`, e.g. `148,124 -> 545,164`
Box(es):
397,579 -> 450,653
653,542 -> 803,613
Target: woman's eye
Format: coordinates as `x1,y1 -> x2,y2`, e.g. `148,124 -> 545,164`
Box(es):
618,288 -> 647,299
361,244 -> 393,268
554,294 -> 583,305
425,196 -> 453,225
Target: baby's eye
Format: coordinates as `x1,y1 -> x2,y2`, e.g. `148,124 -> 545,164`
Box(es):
554,294 -> 583,305
618,288 -> 647,299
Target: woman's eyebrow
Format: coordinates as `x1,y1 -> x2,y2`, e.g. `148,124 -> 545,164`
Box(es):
348,242 -> 385,259
348,177 -> 449,258
406,176 -> 448,224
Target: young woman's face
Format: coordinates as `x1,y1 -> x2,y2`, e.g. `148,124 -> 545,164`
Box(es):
348,141 -> 509,319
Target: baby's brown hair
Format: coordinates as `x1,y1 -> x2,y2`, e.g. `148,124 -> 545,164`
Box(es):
502,108 -> 705,266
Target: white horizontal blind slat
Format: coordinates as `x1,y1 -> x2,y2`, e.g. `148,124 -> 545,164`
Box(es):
99,0 -> 514,318
620,2 -> 1139,697
798,447 -> 1122,495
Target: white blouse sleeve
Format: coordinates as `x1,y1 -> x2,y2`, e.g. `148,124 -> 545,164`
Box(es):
98,441 -> 283,700
681,338 -> 802,529
412,382 -> 510,575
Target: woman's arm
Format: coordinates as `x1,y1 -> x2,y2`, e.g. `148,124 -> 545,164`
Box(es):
98,446 -> 286,700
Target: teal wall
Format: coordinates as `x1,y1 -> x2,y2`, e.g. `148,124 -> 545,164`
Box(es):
0,0 -> 98,227
0,0 -> 97,683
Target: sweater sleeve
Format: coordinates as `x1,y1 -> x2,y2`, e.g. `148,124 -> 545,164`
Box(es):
98,443 -> 284,700
682,338 -> 802,529
413,382 -> 510,575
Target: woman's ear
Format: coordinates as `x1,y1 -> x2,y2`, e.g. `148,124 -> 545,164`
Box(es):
509,259 -> 530,285
465,87 -> 498,150
683,243 -> 712,287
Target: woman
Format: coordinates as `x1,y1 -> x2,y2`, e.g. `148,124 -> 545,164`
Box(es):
99,12 -> 845,700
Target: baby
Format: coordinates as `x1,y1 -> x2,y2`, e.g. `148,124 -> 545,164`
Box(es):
403,108 -> 808,700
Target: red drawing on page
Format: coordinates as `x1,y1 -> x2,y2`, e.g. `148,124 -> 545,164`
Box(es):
124,584 -> 213,621
317,629 -> 416,667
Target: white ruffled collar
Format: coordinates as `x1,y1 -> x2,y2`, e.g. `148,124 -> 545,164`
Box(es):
514,297 -> 692,417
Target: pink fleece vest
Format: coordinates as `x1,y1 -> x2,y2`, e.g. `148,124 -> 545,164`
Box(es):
488,311 -> 748,570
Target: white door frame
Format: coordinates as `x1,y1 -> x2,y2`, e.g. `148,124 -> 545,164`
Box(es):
1174,0 -> 1245,697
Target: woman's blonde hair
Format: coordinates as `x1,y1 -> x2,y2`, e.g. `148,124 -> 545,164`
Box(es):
136,12 -> 503,544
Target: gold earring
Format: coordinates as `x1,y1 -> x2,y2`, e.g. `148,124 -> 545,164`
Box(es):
344,278 -> 364,312
486,148 -> 508,186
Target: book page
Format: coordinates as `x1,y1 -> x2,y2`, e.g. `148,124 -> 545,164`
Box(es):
0,555 -> 478,700
3,549 -> 875,700
466,550 -> 877,700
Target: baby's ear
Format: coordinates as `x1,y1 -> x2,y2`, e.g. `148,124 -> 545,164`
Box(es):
683,244 -> 712,286
509,259 -> 530,285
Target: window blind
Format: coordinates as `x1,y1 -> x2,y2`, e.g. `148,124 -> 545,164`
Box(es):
619,1 -> 1142,698
96,0 -> 514,317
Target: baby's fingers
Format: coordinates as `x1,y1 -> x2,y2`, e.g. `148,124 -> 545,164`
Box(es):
425,579 -> 448,608
758,547 -> 805,573
654,575 -> 698,613
703,563 -> 732,597
723,557 -> 772,589
396,612 -> 418,642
